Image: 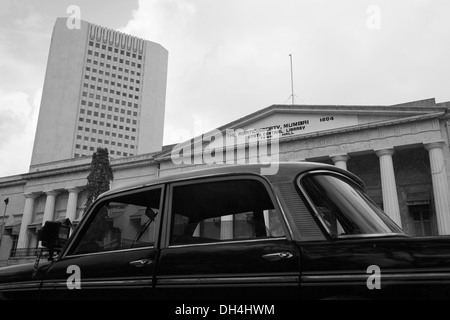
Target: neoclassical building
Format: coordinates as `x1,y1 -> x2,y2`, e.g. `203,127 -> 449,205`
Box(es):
1,97 -> 450,265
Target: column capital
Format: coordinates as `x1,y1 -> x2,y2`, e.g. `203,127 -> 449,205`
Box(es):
67,187 -> 83,194
330,154 -> 349,163
375,148 -> 395,157
44,190 -> 60,196
23,192 -> 39,200
424,141 -> 446,151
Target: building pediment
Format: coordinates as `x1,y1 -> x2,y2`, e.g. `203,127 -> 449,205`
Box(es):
228,111 -> 358,140
157,98 -> 448,160
220,99 -> 447,141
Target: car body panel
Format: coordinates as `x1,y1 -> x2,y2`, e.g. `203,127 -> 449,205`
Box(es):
0,261 -> 51,300
155,238 -> 301,300
300,236 -> 450,299
38,247 -> 157,300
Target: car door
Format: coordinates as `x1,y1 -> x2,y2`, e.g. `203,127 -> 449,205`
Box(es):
39,186 -> 164,300
154,176 -> 301,300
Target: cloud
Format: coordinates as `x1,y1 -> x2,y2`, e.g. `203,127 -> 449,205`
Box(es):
119,0 -> 196,43
118,0 -> 450,147
119,0 -> 310,144
0,4 -> 52,177
0,89 -> 40,177
0,0 -> 14,17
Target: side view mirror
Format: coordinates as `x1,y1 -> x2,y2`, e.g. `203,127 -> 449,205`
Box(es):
38,218 -> 72,260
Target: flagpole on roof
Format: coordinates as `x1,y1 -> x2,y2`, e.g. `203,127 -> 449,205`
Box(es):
289,54 -> 295,105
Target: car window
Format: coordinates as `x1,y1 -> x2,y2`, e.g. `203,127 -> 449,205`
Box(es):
70,188 -> 162,255
169,179 -> 285,246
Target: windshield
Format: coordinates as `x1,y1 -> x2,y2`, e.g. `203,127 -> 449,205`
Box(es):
299,172 -> 404,237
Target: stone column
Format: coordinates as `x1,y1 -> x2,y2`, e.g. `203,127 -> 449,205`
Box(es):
424,142 -> 450,235
17,193 -> 39,249
66,188 -> 82,223
42,191 -> 59,225
375,149 -> 402,227
330,155 -> 349,170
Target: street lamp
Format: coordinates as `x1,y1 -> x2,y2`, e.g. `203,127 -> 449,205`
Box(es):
0,198 -> 9,248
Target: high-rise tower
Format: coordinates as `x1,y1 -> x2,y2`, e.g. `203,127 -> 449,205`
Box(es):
30,18 -> 168,167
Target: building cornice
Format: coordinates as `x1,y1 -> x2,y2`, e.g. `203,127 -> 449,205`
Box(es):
12,152 -> 160,183
0,175 -> 27,188
278,111 -> 445,144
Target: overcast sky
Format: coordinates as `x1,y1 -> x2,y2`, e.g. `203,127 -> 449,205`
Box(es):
1,0 -> 450,177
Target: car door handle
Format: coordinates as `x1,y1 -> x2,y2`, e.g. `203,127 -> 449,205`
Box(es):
262,252 -> 294,261
129,259 -> 153,267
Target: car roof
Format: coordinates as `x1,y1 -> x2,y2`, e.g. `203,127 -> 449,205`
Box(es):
99,161 -> 363,199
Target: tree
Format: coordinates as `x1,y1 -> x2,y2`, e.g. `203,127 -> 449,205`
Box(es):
84,147 -> 114,211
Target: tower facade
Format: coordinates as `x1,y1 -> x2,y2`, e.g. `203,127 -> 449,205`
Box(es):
30,18 -> 168,167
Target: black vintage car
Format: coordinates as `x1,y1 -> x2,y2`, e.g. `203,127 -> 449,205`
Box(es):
1,162 -> 450,300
